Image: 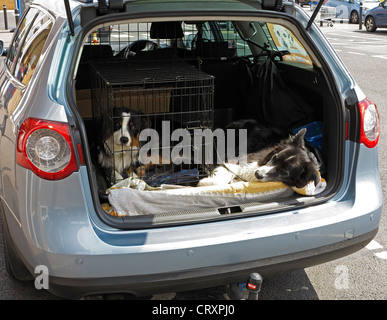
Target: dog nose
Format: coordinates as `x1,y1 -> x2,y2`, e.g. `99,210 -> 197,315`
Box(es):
120,136 -> 129,144
255,170 -> 263,180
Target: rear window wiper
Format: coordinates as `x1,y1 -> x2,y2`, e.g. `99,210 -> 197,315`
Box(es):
306,0 -> 326,31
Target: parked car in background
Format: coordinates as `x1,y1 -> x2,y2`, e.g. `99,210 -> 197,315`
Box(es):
295,0 -> 312,6
0,0 -> 382,299
364,0 -> 387,31
325,0 -> 380,23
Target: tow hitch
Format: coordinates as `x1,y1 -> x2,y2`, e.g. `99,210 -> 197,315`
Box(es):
227,273 -> 263,300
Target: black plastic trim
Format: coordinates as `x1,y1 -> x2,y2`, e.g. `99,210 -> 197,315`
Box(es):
346,97 -> 361,143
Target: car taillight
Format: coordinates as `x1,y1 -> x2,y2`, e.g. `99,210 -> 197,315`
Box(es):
358,98 -> 380,148
16,118 -> 78,180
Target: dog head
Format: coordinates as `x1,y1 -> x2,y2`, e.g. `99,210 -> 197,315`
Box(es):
103,108 -> 151,148
254,128 -> 320,188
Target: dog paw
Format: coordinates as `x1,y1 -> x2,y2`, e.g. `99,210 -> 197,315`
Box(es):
197,178 -> 215,187
136,165 -> 148,177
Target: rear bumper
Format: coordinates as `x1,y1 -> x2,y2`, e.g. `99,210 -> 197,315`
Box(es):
45,228 -> 377,299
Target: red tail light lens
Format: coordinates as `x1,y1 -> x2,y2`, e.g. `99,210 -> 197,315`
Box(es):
17,118 -> 78,180
358,98 -> 380,148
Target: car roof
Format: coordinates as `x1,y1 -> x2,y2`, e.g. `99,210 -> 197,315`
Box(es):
122,0 -> 263,13
32,0 -> 265,19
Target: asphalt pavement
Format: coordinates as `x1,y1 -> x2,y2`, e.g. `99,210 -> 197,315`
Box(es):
0,30 -> 13,48
0,9 -> 17,48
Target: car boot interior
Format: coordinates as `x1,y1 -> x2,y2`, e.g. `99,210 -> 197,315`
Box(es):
73,18 -> 341,222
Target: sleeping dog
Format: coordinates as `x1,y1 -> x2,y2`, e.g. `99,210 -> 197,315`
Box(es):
198,128 -> 321,189
98,107 -> 151,178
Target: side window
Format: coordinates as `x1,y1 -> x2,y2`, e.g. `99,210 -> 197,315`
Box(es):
5,8 -> 38,70
264,23 -> 312,66
182,21 -> 252,57
181,22 -> 214,50
6,7 -> 53,85
217,21 -> 252,57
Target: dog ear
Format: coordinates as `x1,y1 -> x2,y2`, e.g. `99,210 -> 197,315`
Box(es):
129,116 -> 140,135
292,128 -> 306,148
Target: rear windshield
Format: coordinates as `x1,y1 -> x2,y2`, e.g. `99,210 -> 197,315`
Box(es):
85,20 -> 312,66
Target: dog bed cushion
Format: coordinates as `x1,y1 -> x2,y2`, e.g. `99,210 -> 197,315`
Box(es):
104,176 -> 326,217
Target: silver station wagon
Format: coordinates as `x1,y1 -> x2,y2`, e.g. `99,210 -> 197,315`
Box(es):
0,0 -> 382,299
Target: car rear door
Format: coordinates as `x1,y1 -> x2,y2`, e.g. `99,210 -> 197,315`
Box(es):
374,1 -> 387,26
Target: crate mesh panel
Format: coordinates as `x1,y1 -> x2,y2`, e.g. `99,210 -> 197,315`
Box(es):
90,58 -> 214,187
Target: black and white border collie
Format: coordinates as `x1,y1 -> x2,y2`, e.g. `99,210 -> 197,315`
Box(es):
198,128 -> 321,189
98,108 -> 150,176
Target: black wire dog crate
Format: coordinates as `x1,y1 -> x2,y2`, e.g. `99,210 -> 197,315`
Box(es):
90,58 -> 215,187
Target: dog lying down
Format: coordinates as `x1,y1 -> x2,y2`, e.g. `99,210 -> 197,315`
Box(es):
105,128 -> 325,217
198,128 -> 321,189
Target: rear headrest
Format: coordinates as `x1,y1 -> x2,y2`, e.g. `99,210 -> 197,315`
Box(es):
81,45 -> 113,62
150,21 -> 184,39
193,41 -> 236,59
